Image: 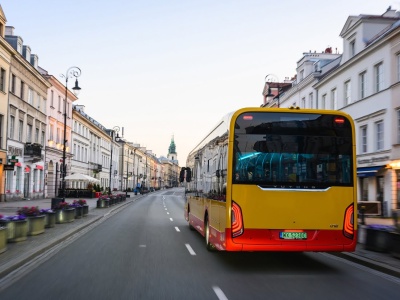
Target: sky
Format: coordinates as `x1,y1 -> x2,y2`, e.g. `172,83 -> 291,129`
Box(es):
1,0 -> 398,166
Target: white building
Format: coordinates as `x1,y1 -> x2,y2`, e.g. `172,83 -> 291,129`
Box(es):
265,8 -> 400,216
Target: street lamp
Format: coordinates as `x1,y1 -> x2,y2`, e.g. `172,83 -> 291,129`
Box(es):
109,126 -> 120,195
265,74 -> 280,108
60,67 -> 81,201
126,149 -> 133,197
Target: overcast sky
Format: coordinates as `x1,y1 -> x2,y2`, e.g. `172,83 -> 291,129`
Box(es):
1,0 -> 398,165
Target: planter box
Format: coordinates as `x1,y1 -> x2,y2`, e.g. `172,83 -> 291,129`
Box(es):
83,205 -> 89,217
74,206 -> 83,219
4,219 -> 28,242
365,228 -> 393,252
390,232 -> 400,259
56,208 -> 76,224
45,211 -> 56,228
97,198 -> 110,208
27,215 -> 46,236
0,227 -> 7,254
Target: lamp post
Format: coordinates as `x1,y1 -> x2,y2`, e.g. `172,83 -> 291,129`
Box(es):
60,67 -> 81,201
109,126 -> 120,195
126,149 -> 133,197
265,74 -> 280,108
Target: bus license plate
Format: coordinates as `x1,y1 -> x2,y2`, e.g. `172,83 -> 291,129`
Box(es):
279,232 -> 307,240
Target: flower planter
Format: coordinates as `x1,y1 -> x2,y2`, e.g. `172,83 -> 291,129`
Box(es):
56,208 -> 76,224
74,206 -> 83,219
82,205 -> 89,217
390,232 -> 400,259
364,227 -> 393,252
4,219 -> 28,242
45,211 -> 56,228
27,215 -> 46,236
97,198 -> 110,208
0,227 -> 7,254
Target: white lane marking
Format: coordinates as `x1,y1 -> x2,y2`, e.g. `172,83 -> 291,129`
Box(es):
165,208 -> 167,210
213,286 -> 228,300
139,245 -> 146,248
185,244 -> 196,255
170,218 -> 173,221
167,212 -> 170,215
175,227 -> 180,232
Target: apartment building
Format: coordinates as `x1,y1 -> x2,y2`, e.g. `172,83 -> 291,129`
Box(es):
264,8 -> 400,217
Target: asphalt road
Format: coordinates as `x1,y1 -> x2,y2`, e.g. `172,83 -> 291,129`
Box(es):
0,189 -> 400,299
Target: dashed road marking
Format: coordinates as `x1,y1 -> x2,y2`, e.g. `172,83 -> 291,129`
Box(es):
169,218 -> 173,221
185,244 -> 196,255
213,286 -> 228,300
175,227 -> 180,232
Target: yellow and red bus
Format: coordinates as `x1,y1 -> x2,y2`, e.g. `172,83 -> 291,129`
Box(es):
184,107 -> 357,252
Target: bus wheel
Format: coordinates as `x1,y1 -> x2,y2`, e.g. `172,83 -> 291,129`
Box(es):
204,216 -> 215,251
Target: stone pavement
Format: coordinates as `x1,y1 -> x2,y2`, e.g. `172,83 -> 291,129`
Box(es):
0,195 -> 400,279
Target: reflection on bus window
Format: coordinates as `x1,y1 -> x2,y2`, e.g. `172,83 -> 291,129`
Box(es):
233,113 -> 353,188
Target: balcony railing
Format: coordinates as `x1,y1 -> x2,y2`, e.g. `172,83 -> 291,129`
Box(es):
24,143 -> 42,160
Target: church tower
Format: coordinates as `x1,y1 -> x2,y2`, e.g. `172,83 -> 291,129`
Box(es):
167,135 -> 178,163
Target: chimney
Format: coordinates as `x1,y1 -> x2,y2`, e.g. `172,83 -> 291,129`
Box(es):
5,26 -> 14,35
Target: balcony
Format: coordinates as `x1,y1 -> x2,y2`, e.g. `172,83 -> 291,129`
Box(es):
24,143 -> 43,162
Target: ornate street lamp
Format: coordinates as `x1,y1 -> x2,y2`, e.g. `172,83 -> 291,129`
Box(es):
60,67 -> 81,201
109,126 -> 120,195
265,74 -> 280,108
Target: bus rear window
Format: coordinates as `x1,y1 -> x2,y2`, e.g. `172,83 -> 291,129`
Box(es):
233,112 -> 353,188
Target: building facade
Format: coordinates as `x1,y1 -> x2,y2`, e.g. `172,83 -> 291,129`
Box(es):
264,8 -> 400,217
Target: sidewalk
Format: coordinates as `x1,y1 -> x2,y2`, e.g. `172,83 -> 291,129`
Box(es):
0,192 -> 140,279
1,197 -> 400,279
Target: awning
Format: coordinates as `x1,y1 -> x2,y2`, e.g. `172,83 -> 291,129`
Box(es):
357,166 -> 385,177
35,164 -> 43,170
15,162 -> 22,167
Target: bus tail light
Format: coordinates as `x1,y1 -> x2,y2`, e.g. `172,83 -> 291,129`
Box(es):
232,201 -> 244,238
343,204 -> 354,239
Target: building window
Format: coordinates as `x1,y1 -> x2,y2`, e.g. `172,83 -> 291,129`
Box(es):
20,81 -> 25,100
9,115 -> 15,139
360,177 -> 368,201
359,71 -> 366,100
376,121 -> 384,151
10,74 -> 16,94
37,94 -> 41,110
331,88 -> 337,110
299,70 -> 304,81
344,80 -> 351,105
35,127 -> 39,143
398,110 -> 400,144
49,124 -> 54,141
321,94 -> 326,109
301,97 -> 305,108
360,126 -> 367,153
18,119 -> 23,141
375,62 -> 384,92
41,130 -> 45,146
397,54 -> 400,82
58,96 -> 61,112
0,68 -> 5,92
28,88 -> 33,105
350,40 -> 355,57
309,93 -> 313,109
0,115 -> 3,148
56,128 -> 60,144
51,90 -> 54,107
27,124 -> 33,143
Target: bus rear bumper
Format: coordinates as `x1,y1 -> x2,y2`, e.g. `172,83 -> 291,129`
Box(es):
224,228 -> 357,252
